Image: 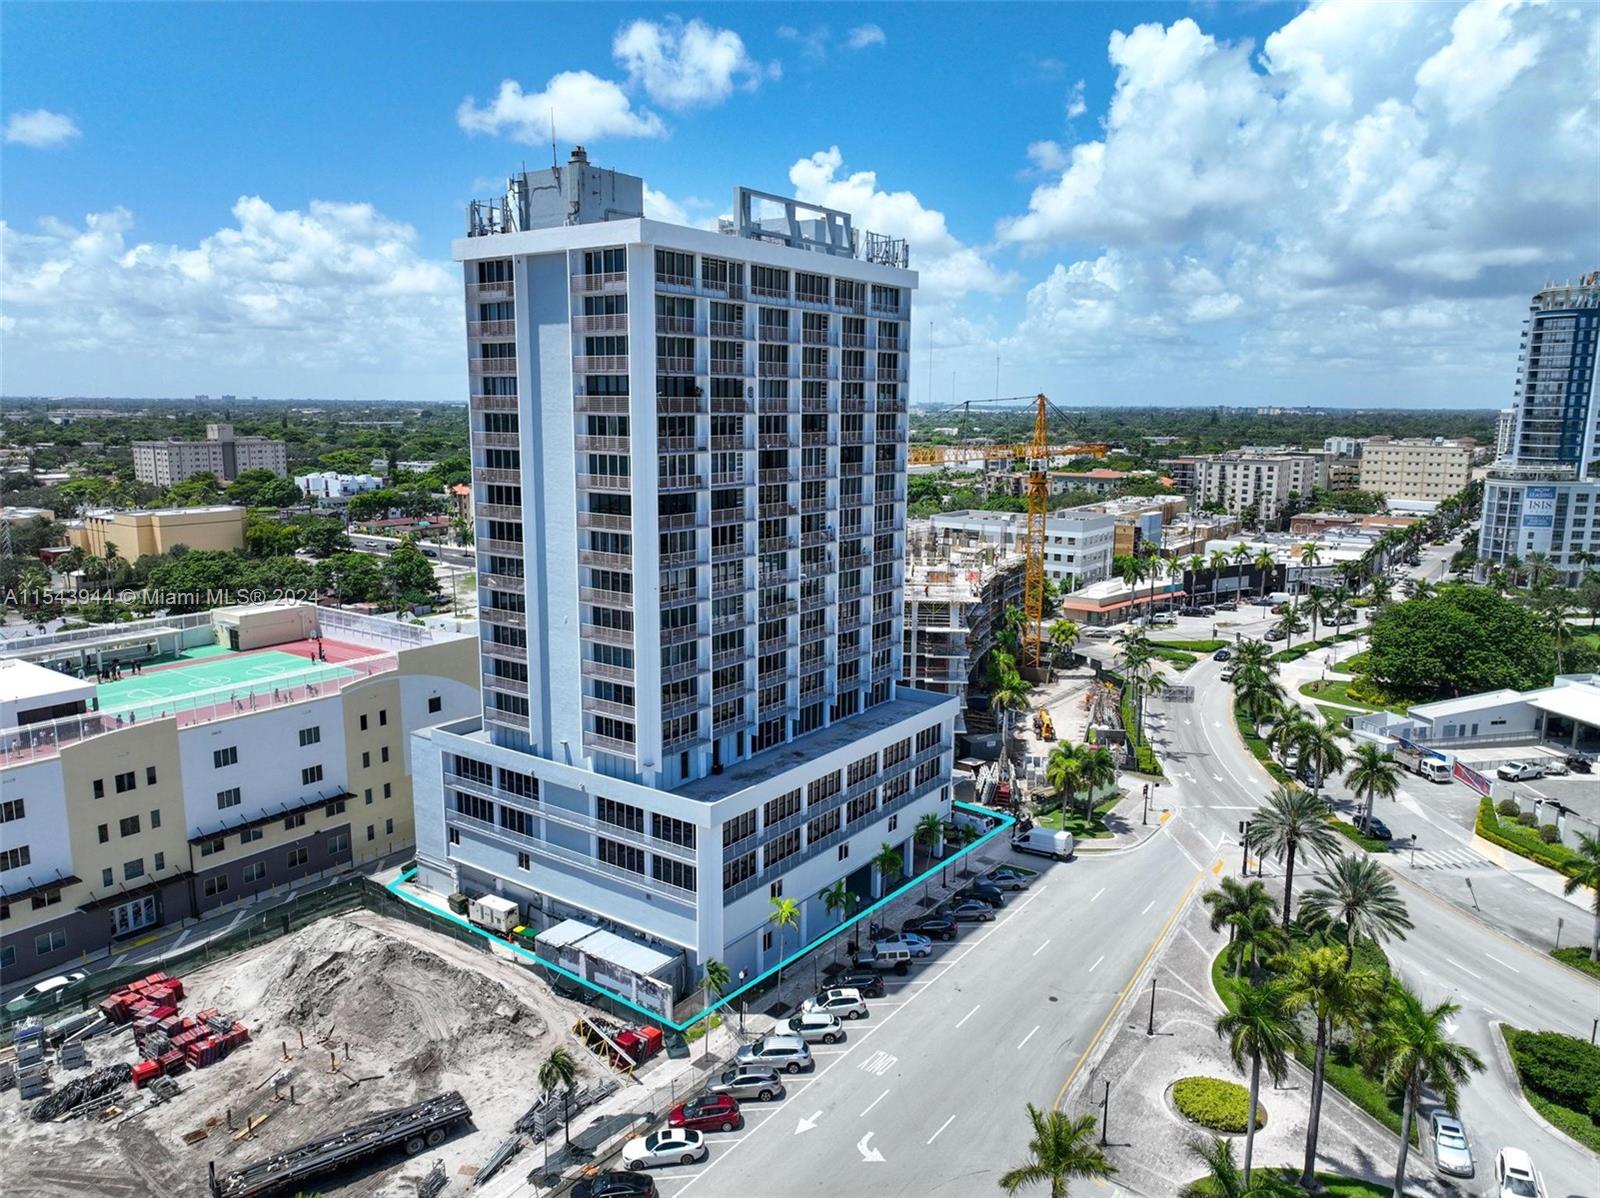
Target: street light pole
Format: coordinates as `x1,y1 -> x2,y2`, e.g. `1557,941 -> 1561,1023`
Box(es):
1141,783 -> 1150,826
1099,1079 -> 1110,1147
1239,819 -> 1252,876
1146,973 -> 1157,1036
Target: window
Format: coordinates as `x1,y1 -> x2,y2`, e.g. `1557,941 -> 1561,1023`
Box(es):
298,726 -> 321,747
325,798 -> 346,817
119,815 -> 141,837
597,837 -> 645,875
763,789 -> 801,828
723,851 -> 756,891
93,779 -> 105,800
383,782 -> 392,799
517,851 -> 531,870
328,833 -> 350,855
153,852 -> 164,872
0,945 -> 13,968
36,929 -> 67,956
301,765 -> 323,786
384,817 -> 394,835
364,788 -> 373,805
762,930 -> 773,952
217,788 -> 242,809
1,845 -> 31,870
284,812 -> 306,830
214,746 -> 237,768
97,823 -> 110,844
150,809 -> 161,829
241,826 -> 263,845
30,888 -> 60,911
361,751 -> 371,768
359,714 -> 368,732
115,771 -> 136,794
204,874 -> 229,899
199,836 -> 225,857
381,746 -> 390,764
763,828 -> 801,869
597,797 -> 645,833
243,862 -> 266,884
366,824 -> 375,841
146,766 -> 158,786
838,842 -> 850,861
428,696 -> 443,714
652,857 -> 697,893
651,813 -> 697,848
286,847 -> 309,869
123,859 -> 145,881
448,827 -> 460,845
102,867 -> 114,887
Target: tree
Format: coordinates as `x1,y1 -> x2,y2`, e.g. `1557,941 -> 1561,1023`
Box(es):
1180,1136 -> 1301,1198
1301,854 -> 1414,968
1227,895 -> 1288,981
1073,744 -> 1117,822
698,959 -> 730,1060
819,880 -> 857,964
1296,720 -> 1347,796
297,518 -> 351,559
1252,548 -> 1276,602
1561,831 -> 1600,963
871,842 -> 904,898
226,468 -> 302,509
997,1106 -> 1115,1197
1373,985 -> 1484,1198
1202,877 -> 1269,947
1247,787 -> 1341,929
916,812 -> 948,861
1366,585 -> 1556,697
1344,742 -> 1402,835
384,540 -> 437,605
1049,619 -> 1080,659
1280,947 -> 1384,1188
1045,744 -> 1084,816
538,1045 -> 579,1144
767,896 -> 800,972
317,552 -> 387,605
1264,703 -> 1315,769
1214,983 -> 1302,1186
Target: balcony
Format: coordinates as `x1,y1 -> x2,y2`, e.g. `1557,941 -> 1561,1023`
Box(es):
480,606 -> 525,628
800,558 -> 834,580
751,283 -> 790,301
710,319 -> 746,339
582,730 -> 639,758
477,502 -> 520,521
759,566 -> 797,587
582,657 -> 635,684
468,319 -> 515,339
577,393 -> 630,414
710,395 -> 752,415
657,356 -> 697,374
760,534 -> 797,554
656,272 -> 695,292
466,279 -> 513,302
801,398 -> 836,417
840,428 -> 865,445
470,393 -> 518,412
479,537 -> 524,556
661,657 -> 701,684
758,361 -> 792,378
661,549 -> 701,570
709,358 -> 748,378
574,434 -> 630,454
758,325 -> 793,343
581,694 -> 636,722
759,501 -> 798,519
578,586 -> 633,610
763,598 -> 798,618
759,468 -> 797,485
709,470 -> 749,489
580,622 -> 634,647
470,357 -> 518,375
658,510 -> 705,532
573,313 -> 627,333
479,570 -> 523,591
579,548 -> 633,571
477,431 -> 518,449
801,363 -> 835,380
712,608 -> 747,633
801,528 -> 834,547
574,354 -> 628,373
661,694 -> 701,720
485,672 -> 530,697
712,644 -> 750,669
657,314 -> 695,335
572,272 -> 627,294
712,573 -> 748,598
659,473 -> 705,494
661,620 -> 704,647
840,396 -> 868,413
576,511 -> 632,533
576,473 -> 631,493
710,504 -> 750,525
800,494 -> 827,514
840,366 -> 866,381
802,327 -> 832,346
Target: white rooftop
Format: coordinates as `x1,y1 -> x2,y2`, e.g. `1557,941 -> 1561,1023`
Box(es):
0,658 -> 96,706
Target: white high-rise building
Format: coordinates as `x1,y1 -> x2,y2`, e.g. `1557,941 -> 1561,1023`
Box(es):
410,152 -> 957,1008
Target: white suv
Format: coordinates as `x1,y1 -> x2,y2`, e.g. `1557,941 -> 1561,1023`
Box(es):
785,1011 -> 846,1044
736,1033 -> 813,1074
803,987 -> 869,1020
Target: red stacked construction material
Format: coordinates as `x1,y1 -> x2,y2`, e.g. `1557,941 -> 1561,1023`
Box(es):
158,1048 -> 186,1076
102,974 -> 250,1071
131,1060 -> 162,1088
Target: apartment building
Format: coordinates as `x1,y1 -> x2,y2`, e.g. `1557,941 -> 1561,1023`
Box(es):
295,471 -> 383,503
903,526 -> 1025,730
1494,409 -> 1517,460
927,507 -> 1116,589
65,505 -> 246,558
1179,450 -> 1328,525
132,423 -> 288,486
1481,274 -> 1600,586
0,604 -> 478,987
410,152 -> 956,1007
1357,437 -> 1474,504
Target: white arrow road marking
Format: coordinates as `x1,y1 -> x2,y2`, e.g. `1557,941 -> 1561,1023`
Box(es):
795,1110 -> 822,1134
927,1114 -> 956,1145
858,1131 -> 885,1162
860,1089 -> 889,1117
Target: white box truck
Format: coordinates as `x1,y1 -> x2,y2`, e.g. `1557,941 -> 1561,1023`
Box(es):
1394,744 -> 1453,784
1012,827 -> 1075,861
467,894 -> 519,936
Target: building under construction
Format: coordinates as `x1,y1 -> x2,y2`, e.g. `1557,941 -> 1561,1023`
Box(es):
902,521 -> 1026,734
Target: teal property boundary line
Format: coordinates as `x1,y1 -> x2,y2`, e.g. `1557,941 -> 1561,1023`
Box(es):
385,799 -> 1017,1033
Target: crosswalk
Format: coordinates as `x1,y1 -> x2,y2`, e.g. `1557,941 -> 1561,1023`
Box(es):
1407,846 -> 1492,872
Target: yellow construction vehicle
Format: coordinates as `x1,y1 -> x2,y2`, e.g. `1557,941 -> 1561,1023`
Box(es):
1037,709 -> 1056,741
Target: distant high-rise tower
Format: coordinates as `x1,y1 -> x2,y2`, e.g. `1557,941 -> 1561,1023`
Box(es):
410,151 -> 955,1010
1479,273 -> 1600,585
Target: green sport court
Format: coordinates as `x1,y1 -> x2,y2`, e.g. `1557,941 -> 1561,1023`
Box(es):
96,649 -> 357,721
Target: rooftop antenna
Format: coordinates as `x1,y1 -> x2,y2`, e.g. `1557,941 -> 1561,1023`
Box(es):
550,110 -> 557,170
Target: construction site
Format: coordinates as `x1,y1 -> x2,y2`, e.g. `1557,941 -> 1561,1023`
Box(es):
0,903 -> 707,1198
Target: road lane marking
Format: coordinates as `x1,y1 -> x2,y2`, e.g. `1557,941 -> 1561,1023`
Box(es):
1090,887 -> 1106,903
859,1089 -> 889,1117
927,1114 -> 956,1144
1140,900 -> 1155,916
1018,1025 -> 1040,1051
795,1110 -> 822,1134
1484,952 -> 1521,974
1446,959 -> 1484,981
954,1003 -> 981,1029
1032,939 -> 1051,957
1089,955 -> 1105,973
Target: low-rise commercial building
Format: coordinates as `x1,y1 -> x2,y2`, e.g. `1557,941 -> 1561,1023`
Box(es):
1357,437 -> 1475,503
65,505 -> 247,559
0,604 -> 479,987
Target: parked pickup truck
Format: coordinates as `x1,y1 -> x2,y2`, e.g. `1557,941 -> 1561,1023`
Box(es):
1496,760 -> 1547,782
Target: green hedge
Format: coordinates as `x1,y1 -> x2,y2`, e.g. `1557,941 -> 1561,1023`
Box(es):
1107,669 -> 1163,776
1233,700 -> 1293,787
1171,1076 -> 1262,1133
1269,629 -> 1363,664
1331,820 -> 1389,854
1151,638 -> 1228,652
1502,1026 -> 1600,1152
1552,946 -> 1600,981
1476,799 -> 1582,876
1151,647 -> 1198,669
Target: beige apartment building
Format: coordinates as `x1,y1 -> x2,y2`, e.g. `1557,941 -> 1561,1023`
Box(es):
1186,450 -> 1328,525
67,505 -> 247,559
1358,437 -> 1474,503
132,423 -> 288,485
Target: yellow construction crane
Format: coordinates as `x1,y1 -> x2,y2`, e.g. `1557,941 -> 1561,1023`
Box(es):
910,393 -> 1107,670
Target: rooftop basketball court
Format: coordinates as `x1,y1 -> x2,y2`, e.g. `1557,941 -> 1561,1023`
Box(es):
94,638 -> 370,723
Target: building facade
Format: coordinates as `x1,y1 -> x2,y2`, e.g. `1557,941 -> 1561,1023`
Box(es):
66,505 -> 247,558
0,605 -> 478,987
132,424 -> 288,486
410,153 -> 957,1001
1357,437 -> 1474,503
295,471 -> 383,502
927,507 -> 1116,589
1480,275 -> 1600,586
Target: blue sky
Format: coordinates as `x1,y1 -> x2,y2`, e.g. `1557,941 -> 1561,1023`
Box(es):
3,2 -> 1596,407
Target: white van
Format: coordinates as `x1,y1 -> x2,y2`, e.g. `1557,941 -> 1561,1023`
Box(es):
1013,827 -> 1075,862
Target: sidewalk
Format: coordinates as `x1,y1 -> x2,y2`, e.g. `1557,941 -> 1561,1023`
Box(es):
1075,781 -> 1174,854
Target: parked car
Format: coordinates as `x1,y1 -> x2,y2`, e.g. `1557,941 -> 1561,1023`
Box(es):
1430,1112 -> 1473,1178
622,1129 -> 708,1171
949,900 -> 995,922
736,1033 -> 813,1074
853,944 -> 913,974
1494,1147 -> 1543,1197
1220,665 -> 1238,682
786,1011 -> 846,1044
1566,753 -> 1593,774
1265,627 -> 1288,642
3,971 -> 87,1015
1150,611 -> 1177,625
902,914 -> 959,941
1215,599 -> 1239,611
832,969 -> 886,997
573,1171 -> 659,1198
1212,649 -> 1231,661
709,1066 -> 785,1103
1496,761 -> 1546,782
1355,815 -> 1393,841
956,882 -> 1006,908
875,931 -> 933,957
986,867 -> 1032,891
668,1093 -> 743,1134
803,987 -> 869,1019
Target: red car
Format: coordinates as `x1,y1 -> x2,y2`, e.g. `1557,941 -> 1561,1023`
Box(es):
668,1092 -> 743,1133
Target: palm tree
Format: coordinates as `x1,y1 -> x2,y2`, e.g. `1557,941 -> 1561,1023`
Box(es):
1202,877 -> 1270,946
1230,541 -> 1251,567
768,895 -> 800,972
1074,744 -> 1117,822
1301,854 -> 1414,967
1215,983 -> 1302,1185
1247,786 -> 1341,929
915,812 -> 948,862
1264,702 -> 1315,769
1374,985 -> 1484,1198
1049,619 -> 1080,661
1299,542 -> 1322,580
1234,669 -> 1286,737
1252,547 -> 1276,603
1280,947 -> 1384,1188
538,1045 -> 579,1144
1045,743 -> 1084,816
1344,742 -> 1402,834
1296,720 -> 1347,796
997,1105 -> 1116,1197
870,842 -> 904,899
1540,594 -> 1576,672
1562,831 -> 1600,963
699,959 -> 730,1059
1228,897 -> 1288,980
1304,585 -> 1328,642
1233,638 -> 1272,675
1181,1136 -> 1301,1198
1273,603 -> 1300,648
819,880 -> 857,964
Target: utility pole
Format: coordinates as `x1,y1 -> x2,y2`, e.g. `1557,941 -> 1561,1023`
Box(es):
1141,782 -> 1150,826
1239,819 -> 1252,877
1098,1079 -> 1110,1146
1146,973 -> 1157,1036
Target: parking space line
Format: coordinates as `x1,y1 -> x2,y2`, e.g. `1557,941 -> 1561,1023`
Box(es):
860,1088 -> 889,1117
1090,887 -> 1106,903
1032,939 -> 1051,957
1017,1025 -> 1039,1051
927,1114 -> 956,1144
1088,954 -> 1105,973
954,1003 -> 981,1029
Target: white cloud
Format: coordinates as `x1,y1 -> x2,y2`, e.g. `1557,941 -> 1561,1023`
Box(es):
1026,141 -> 1067,173
1,198 -> 460,399
613,18 -> 766,109
1065,79 -> 1087,120
4,108 -> 80,148
788,147 -> 1018,305
457,73 -> 664,144
778,25 -> 832,61
641,184 -> 688,226
846,25 -> 886,51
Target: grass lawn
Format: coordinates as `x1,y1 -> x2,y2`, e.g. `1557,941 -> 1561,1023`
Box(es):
1152,638 -> 1229,653
1316,704 -> 1354,728
1552,946 -> 1600,981
1151,646 -> 1198,669
1036,793 -> 1119,838
1298,678 -> 1411,715
1189,1174 -> 1396,1198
